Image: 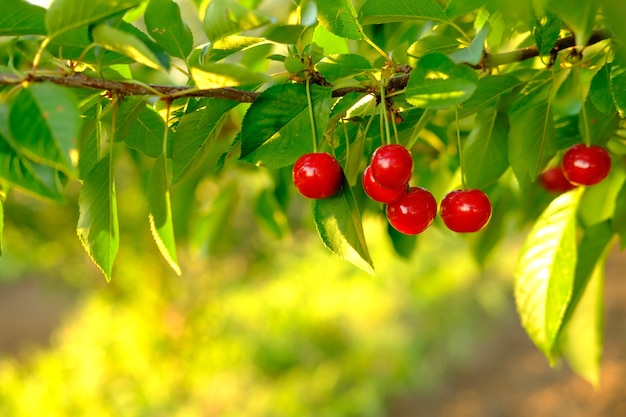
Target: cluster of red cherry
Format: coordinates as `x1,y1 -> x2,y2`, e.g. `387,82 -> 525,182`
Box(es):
292,144 -> 492,235
539,144 -> 612,193
361,144 -> 491,234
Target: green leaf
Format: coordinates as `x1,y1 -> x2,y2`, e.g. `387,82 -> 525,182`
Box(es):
264,24 -> 306,44
458,74 -> 521,118
602,1 -> 626,47
78,124 -> 99,180
559,221 -> 614,335
239,84 -> 332,169
508,70 -> 554,111
112,97 -> 147,136
578,169 -> 626,227
469,186 -> 512,265
329,92 -> 367,123
91,24 -> 166,71
445,0 -> 488,17
203,0 -> 271,42
613,179 -> 626,249
190,62 -> 267,88
316,54 -> 372,82
145,0 -> 193,60
192,36 -> 267,63
514,188 -> 582,361
0,143 -> 66,202
407,35 -> 461,59
191,182 -> 239,254
531,12 -> 562,56
463,110 -> 509,189
0,105 -> 66,202
123,104 -> 168,158
449,22 -> 490,65
544,0 -> 597,46
559,261 -> 604,386
148,156 -> 181,276
578,98 -> 619,148
115,20 -> 171,69
254,189 -> 290,240
45,0 -> 141,40
9,83 -> 80,176
0,197 -> 3,256
508,101 -> 556,187
0,0 -> 46,36
610,55 -> 626,115
387,222 -> 417,259
77,155 -> 119,282
172,99 -> 238,183
47,26 -> 133,66
406,52 -> 478,109
313,182 -> 374,275
359,0 -> 449,25
312,24 -> 350,55
316,0 -> 363,40
589,65 -> 613,114
559,222 -> 613,386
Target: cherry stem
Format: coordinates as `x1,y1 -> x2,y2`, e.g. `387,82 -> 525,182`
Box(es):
361,96 -> 379,143
406,109 -> 434,149
364,37 -> 393,66
305,77 -> 318,153
391,109 -> 400,144
379,82 -> 392,145
342,119 -> 350,167
577,68 -> 592,147
455,106 -> 466,191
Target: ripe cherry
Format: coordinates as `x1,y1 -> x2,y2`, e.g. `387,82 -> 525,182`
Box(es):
440,189 -> 492,233
386,187 -> 437,235
370,144 -> 413,190
292,152 -> 343,199
539,167 -> 577,193
362,165 -> 406,204
561,144 -> 611,186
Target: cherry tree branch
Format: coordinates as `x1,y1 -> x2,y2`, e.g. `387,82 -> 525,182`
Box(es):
0,29 -> 611,103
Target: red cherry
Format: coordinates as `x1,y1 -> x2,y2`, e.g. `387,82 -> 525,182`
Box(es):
386,187 -> 437,235
440,189 -> 492,233
362,165 -> 406,204
539,167 -> 577,193
562,144 -> 611,186
292,153 -> 343,199
370,144 -> 413,189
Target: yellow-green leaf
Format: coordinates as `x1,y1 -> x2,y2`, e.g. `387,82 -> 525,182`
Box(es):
148,155 -> 181,276
313,182 -> 374,275
77,155 -> 119,282
91,24 -> 165,71
515,188 -> 582,361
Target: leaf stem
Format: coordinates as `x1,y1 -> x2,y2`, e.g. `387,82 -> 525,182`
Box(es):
30,37 -> 50,74
305,77 -> 318,153
162,100 -> 173,163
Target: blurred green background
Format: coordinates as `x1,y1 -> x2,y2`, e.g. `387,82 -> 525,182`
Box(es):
0,155 -> 519,417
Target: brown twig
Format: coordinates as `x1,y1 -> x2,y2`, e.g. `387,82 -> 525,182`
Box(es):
0,72 -> 260,102
485,29 -> 611,67
0,30 -> 612,103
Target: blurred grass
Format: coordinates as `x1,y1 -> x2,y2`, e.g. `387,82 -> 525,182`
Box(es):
0,165 -> 518,417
